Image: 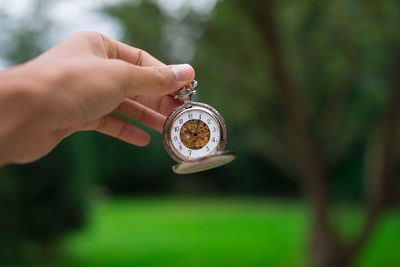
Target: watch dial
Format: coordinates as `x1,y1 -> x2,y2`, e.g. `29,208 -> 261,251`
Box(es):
180,120 -> 210,149
170,109 -> 220,160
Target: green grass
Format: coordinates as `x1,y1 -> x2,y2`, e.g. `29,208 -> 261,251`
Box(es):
49,197 -> 399,267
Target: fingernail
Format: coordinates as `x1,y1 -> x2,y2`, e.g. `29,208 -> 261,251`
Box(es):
171,64 -> 193,81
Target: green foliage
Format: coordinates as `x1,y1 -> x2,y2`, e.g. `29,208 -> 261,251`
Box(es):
101,0 -> 400,199
0,136 -> 91,262
1,0 -> 52,64
190,0 -> 400,198
104,1 -> 166,62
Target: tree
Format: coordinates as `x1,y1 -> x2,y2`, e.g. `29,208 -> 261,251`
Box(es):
210,0 -> 399,265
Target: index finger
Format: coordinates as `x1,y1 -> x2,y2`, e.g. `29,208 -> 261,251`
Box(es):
104,35 -> 163,67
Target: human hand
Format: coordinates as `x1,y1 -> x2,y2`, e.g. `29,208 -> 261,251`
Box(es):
0,31 -> 195,165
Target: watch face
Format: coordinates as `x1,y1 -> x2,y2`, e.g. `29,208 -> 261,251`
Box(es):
170,109 -> 221,160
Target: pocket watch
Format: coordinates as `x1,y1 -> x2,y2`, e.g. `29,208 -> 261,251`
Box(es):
162,80 -> 236,174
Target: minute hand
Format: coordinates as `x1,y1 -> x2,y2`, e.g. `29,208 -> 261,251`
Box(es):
194,120 -> 201,134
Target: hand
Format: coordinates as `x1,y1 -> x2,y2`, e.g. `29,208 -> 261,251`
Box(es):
0,31 -> 195,165
194,119 -> 201,135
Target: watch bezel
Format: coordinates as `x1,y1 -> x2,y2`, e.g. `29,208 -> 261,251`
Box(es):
162,102 -> 227,163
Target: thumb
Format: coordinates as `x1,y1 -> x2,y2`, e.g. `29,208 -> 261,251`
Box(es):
123,63 -> 195,96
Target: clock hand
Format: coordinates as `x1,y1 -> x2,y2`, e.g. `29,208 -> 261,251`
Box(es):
194,120 -> 201,135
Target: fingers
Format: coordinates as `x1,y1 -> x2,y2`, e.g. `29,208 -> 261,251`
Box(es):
109,40 -> 183,115
110,61 -> 195,97
99,33 -> 163,66
110,39 -> 182,115
114,98 -> 166,132
110,39 -> 164,67
129,95 -> 180,116
95,114 -> 150,146
80,97 -> 168,147
98,33 -> 194,112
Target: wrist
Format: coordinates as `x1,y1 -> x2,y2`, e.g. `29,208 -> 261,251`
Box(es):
0,65 -> 48,165
0,64 -> 47,119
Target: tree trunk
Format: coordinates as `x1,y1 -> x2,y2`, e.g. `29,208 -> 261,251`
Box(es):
239,1 -> 339,265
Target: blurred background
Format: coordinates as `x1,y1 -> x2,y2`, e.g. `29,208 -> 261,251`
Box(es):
0,0 -> 399,266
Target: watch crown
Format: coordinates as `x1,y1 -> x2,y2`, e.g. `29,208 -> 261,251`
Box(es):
174,80 -> 198,103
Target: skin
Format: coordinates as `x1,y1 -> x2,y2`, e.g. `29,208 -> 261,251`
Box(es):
0,31 -> 195,166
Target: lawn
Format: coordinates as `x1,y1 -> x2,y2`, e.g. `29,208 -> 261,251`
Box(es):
50,197 -> 399,267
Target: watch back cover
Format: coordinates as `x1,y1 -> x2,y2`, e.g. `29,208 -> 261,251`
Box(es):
172,151 -> 236,174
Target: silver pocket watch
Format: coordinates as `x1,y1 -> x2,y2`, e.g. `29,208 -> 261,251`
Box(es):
162,80 -> 236,174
